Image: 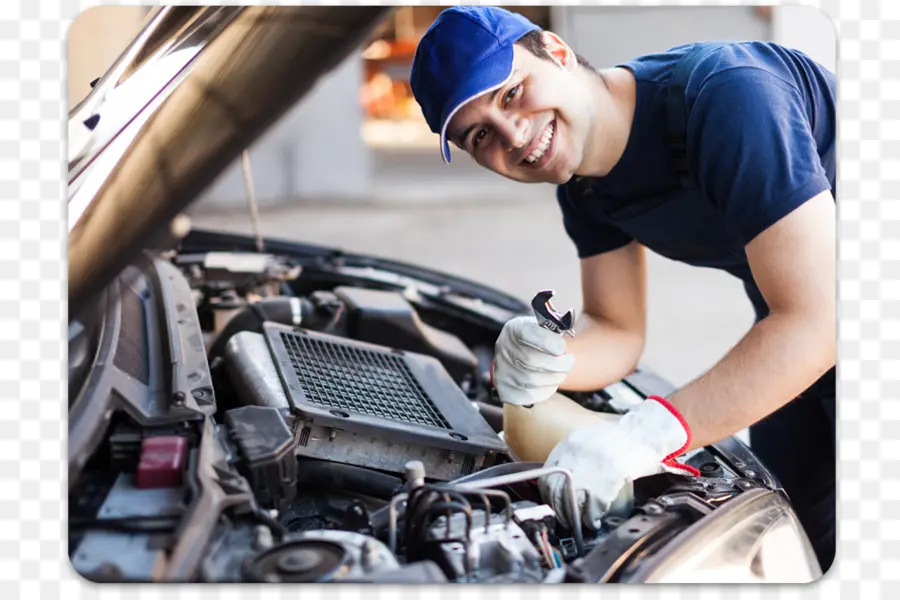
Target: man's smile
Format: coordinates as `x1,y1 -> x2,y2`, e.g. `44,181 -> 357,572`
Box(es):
521,118 -> 557,169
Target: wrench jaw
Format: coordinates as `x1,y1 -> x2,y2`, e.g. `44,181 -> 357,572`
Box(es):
531,289 -> 576,337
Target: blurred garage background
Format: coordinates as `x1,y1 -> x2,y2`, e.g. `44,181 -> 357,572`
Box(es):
67,5 -> 836,394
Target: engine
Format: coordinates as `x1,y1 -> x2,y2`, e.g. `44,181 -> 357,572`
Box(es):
68,249 -> 765,584
221,322 -> 507,509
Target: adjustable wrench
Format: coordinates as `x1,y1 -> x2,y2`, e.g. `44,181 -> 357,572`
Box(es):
531,289 -> 575,337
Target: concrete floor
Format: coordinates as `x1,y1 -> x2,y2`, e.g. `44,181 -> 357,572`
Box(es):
189,149 -> 757,390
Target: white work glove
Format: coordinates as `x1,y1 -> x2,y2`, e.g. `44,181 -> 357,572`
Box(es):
538,396 -> 701,530
491,316 -> 575,406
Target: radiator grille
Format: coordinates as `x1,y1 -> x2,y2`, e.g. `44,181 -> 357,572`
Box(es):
114,287 -> 150,385
279,331 -> 451,429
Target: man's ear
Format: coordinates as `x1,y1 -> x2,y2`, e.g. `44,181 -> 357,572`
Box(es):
541,31 -> 576,70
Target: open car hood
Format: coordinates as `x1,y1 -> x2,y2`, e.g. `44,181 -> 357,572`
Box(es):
67,6 -> 393,319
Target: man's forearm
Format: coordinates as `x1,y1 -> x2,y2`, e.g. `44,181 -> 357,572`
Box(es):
559,311 -> 645,392
667,310 -> 835,452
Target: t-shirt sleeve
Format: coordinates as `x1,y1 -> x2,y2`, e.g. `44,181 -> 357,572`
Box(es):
687,68 -> 832,245
555,183 -> 634,259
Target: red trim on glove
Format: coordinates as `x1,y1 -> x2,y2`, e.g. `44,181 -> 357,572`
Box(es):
647,395 -> 701,477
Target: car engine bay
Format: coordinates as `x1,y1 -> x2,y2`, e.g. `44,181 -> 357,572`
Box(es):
67,236 -> 784,583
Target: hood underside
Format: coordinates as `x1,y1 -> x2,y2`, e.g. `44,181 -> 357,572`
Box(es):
67,6 -> 393,319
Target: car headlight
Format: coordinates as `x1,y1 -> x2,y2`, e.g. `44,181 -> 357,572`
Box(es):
628,488 -> 823,583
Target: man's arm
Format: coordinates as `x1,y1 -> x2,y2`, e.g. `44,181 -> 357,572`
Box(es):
666,190 -> 836,451
560,240 -> 648,391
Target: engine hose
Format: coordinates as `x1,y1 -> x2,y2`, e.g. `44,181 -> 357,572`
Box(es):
297,459 -> 405,501
208,296 -> 316,358
368,489 -> 448,536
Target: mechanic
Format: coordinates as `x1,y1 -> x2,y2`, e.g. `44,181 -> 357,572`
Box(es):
409,6 -> 836,572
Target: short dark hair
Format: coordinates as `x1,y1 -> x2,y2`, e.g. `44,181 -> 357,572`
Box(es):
515,29 -> 596,71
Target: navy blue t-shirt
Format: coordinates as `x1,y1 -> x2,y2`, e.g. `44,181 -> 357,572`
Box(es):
556,41 -> 836,321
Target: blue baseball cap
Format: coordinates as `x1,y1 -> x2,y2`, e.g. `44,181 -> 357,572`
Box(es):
410,7 -> 541,163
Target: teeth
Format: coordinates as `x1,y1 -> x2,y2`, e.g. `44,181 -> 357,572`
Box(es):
526,123 -> 555,164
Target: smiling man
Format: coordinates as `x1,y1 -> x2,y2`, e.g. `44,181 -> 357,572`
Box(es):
410,6 -> 836,572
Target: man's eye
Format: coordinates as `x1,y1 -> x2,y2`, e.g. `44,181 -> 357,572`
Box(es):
503,84 -> 521,106
472,128 -> 488,148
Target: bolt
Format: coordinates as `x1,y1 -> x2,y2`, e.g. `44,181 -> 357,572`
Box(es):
173,391 -> 186,406
404,461 -> 426,489
657,496 -> 671,505
644,504 -> 663,515
743,469 -> 756,478
737,480 -> 752,489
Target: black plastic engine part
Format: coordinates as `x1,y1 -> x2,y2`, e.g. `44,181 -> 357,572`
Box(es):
563,511 -> 689,583
263,322 -> 507,480
224,406 -> 299,511
296,458 -> 405,501
207,296 -> 324,359
332,286 -> 480,383
277,490 -> 387,535
697,460 -> 724,478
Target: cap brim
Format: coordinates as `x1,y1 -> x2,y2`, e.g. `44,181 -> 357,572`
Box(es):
438,45 -> 516,164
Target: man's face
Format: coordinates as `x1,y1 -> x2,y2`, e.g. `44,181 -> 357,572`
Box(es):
445,32 -> 595,185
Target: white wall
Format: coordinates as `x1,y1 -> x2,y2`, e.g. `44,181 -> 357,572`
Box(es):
549,6 -> 771,66
771,5 -> 837,72
547,5 -> 835,75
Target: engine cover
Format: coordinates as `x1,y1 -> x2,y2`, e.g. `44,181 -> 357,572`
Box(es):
228,322 -> 507,481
